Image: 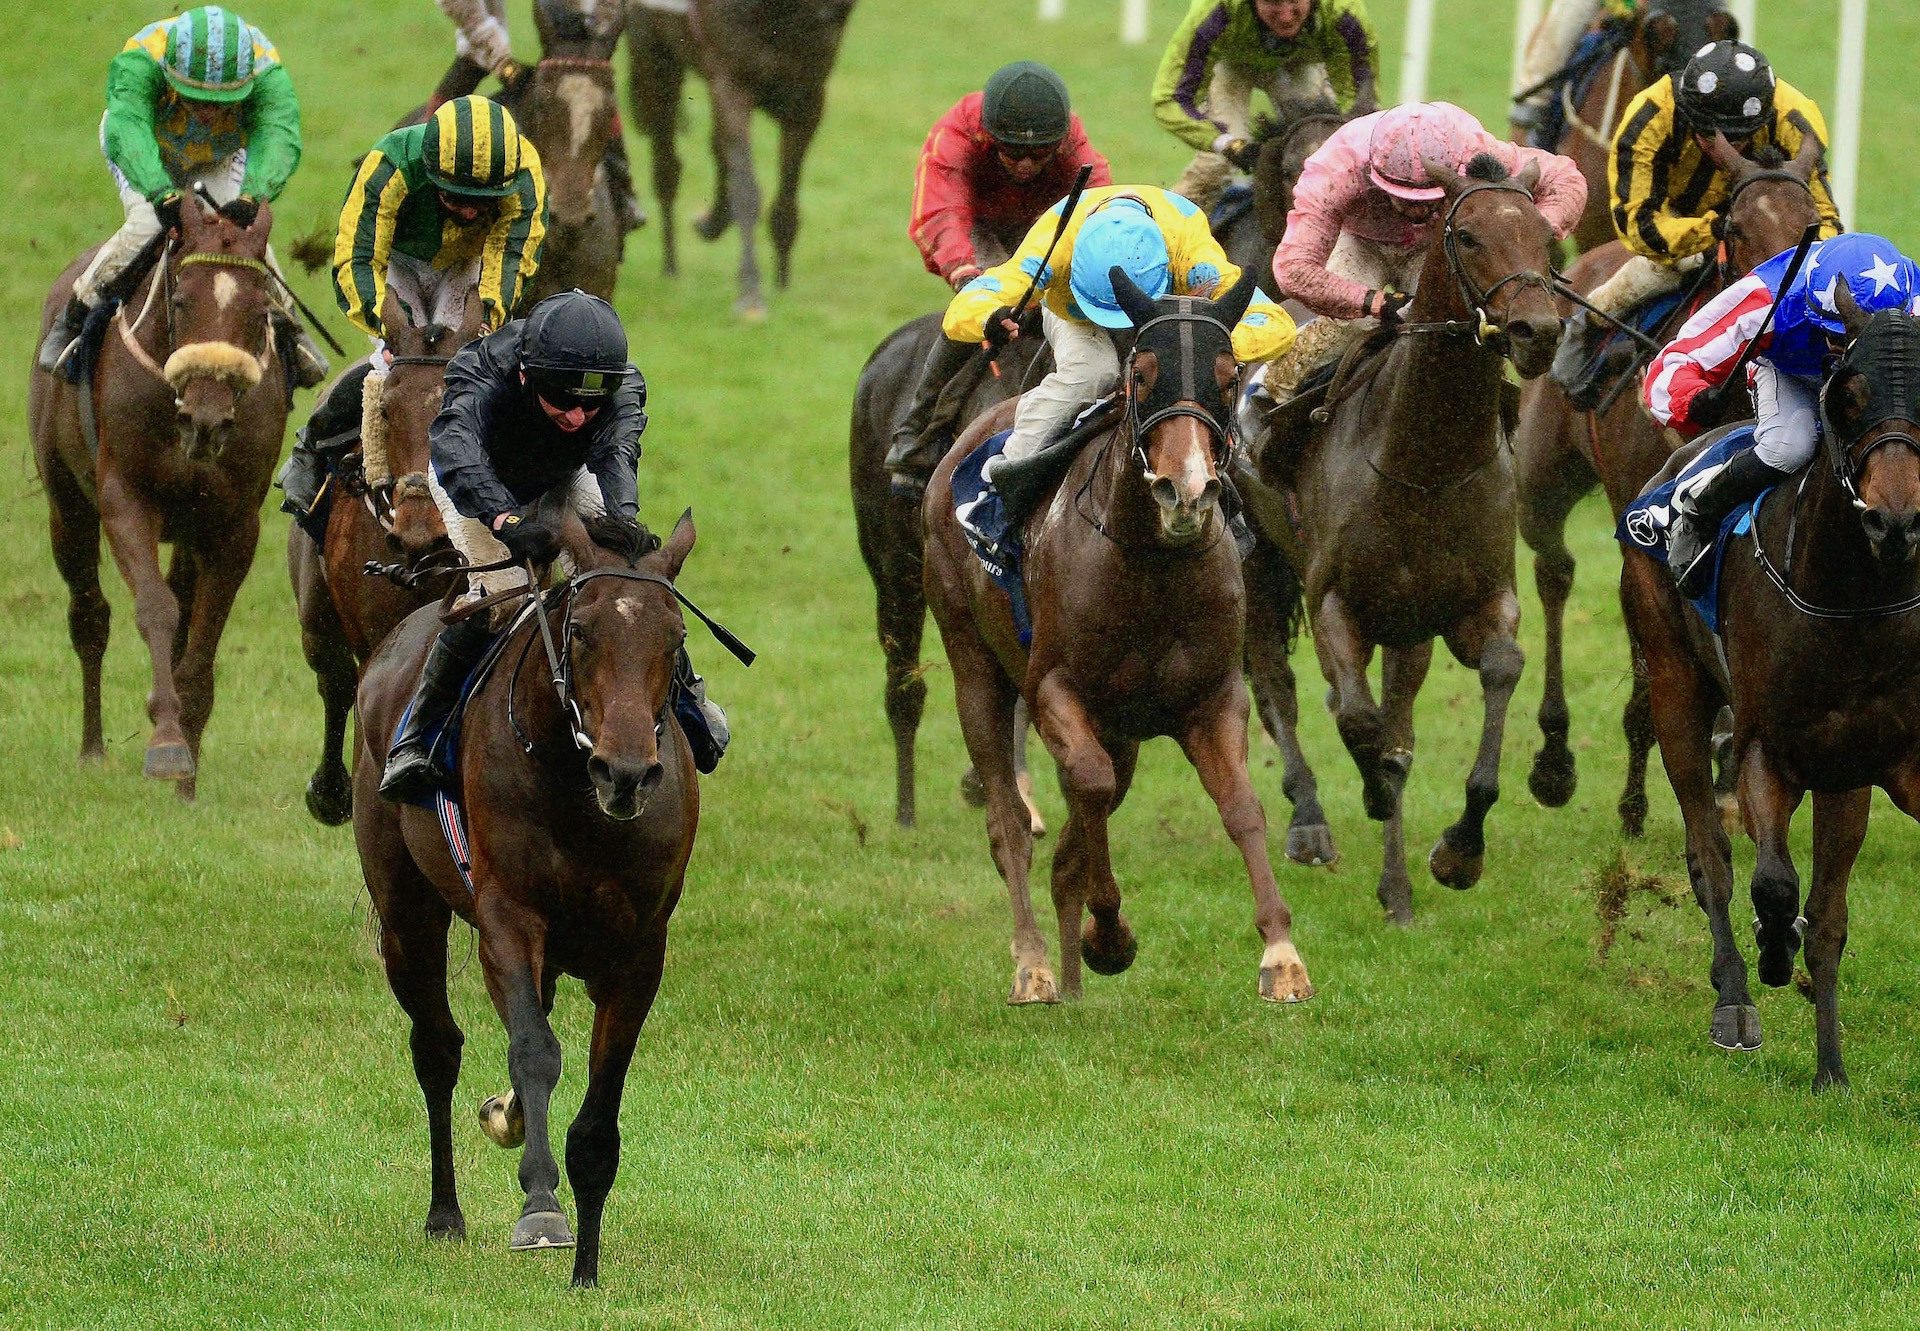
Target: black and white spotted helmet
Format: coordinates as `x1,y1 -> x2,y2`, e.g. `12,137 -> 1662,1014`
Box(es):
1677,40 -> 1776,137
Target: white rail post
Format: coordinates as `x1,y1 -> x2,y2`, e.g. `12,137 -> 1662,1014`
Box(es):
1038,0 -> 1065,22
1121,0 -> 1149,44
1512,0 -> 1545,99
1400,0 -> 1437,105
1727,0 -> 1756,46
1830,0 -> 1867,225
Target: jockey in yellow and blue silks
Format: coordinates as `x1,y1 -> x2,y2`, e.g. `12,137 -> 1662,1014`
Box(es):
942,185 -> 1294,500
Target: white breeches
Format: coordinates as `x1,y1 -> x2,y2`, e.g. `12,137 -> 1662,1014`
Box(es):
428,465 -> 607,600
369,252 -> 485,362
1515,0 -> 1606,99
1587,251 -> 1704,319
998,309 -> 1121,467
1751,363 -> 1820,471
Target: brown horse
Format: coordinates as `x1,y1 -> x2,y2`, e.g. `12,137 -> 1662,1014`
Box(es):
30,196 -> 290,798
287,291 -> 480,825
850,314 -> 1049,828
1622,301 -> 1920,1087
1515,136 -> 1824,833
354,511 -> 714,1285
516,54 -> 624,303
1215,97 -> 1351,286
623,0 -> 855,316
1522,0 -> 1736,253
1255,157 -> 1562,923
924,276 -> 1313,1006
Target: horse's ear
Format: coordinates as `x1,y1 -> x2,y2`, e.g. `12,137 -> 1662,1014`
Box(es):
1420,155 -> 1462,196
660,507 -> 696,579
1834,281 -> 1871,341
1513,159 -> 1541,196
1109,266 -> 1161,328
380,288 -> 411,349
1789,132 -> 1825,183
1209,273 -> 1256,328
244,198 -> 272,242
1704,131 -> 1749,178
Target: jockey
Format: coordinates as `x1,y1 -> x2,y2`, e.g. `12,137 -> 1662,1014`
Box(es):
37,6 -> 329,386
1509,0 -> 1636,136
432,0 -> 645,234
1264,101 -> 1584,394
942,186 -> 1296,516
886,61 -> 1114,496
378,290 -> 727,800
1154,0 -> 1382,210
1549,39 -> 1841,391
1645,233 -> 1920,596
282,97 -> 549,515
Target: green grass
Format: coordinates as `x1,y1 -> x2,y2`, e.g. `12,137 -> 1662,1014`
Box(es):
4,2 -> 1920,1326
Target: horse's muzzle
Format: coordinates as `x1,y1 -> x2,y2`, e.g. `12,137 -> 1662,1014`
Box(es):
1860,504 -> 1920,566
1151,473 -> 1222,543
588,752 -> 665,820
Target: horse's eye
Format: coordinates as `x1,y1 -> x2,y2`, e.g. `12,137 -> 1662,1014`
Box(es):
569,621 -> 590,647
1457,231 -> 1480,251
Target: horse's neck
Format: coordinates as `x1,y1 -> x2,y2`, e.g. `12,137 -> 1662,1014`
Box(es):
1790,466 -> 1920,608
1372,242 -> 1506,472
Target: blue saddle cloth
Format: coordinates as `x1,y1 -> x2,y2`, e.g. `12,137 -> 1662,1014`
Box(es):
1616,427 -> 1769,633
1528,24 -> 1631,150
953,428 -> 1033,648
1209,180 -> 1256,236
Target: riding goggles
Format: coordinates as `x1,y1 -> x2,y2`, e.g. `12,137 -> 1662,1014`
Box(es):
526,365 -> 626,408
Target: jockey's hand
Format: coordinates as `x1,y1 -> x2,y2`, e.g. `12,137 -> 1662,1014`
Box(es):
1373,289 -> 1412,326
1222,139 -> 1262,173
982,307 -> 1021,350
495,510 -> 562,566
218,194 -> 260,229
948,264 -> 984,291
153,191 -> 183,234
1690,376 -> 1745,424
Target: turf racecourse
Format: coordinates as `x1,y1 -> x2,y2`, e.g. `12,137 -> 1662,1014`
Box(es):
4,0 -> 1920,1324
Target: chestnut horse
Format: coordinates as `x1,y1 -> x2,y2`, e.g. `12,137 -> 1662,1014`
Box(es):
1622,300 -> 1920,1087
287,290 -> 479,824
1515,135 -> 1824,833
1521,0 -> 1736,253
355,511 -> 728,1286
30,196 -> 290,798
1254,157 -> 1562,922
925,275 -> 1313,1006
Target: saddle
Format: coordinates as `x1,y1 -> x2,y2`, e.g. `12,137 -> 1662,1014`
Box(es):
989,394 -> 1126,522
1616,424 -> 1774,633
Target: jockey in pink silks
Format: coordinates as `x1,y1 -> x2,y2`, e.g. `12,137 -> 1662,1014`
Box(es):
1256,100 -> 1586,397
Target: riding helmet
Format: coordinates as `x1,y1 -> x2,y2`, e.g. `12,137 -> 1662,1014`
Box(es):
1676,41 -> 1776,138
982,61 -> 1071,147
520,291 -> 630,400
423,96 -> 526,198
1803,234 -> 1920,336
159,6 -> 264,103
1069,199 -> 1170,329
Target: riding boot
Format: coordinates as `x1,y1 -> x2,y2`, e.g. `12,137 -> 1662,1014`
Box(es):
1548,312 -> 1600,393
37,295 -> 89,375
1668,448 -> 1794,599
379,614 -> 496,802
277,443 -> 330,522
602,134 -> 646,234
885,334 -> 977,498
671,647 -> 729,773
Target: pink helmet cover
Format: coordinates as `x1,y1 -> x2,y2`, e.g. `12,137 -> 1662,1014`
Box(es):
1367,103 -> 1465,202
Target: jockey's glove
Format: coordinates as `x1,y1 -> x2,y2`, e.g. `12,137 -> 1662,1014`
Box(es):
153,191 -> 183,233
1371,289 -> 1412,326
496,511 -> 562,566
219,195 -> 261,229
1222,139 -> 1262,173
1688,376 -> 1746,426
981,307 -> 1021,350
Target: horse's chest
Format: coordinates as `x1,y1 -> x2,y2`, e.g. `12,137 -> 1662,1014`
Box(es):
1751,664 -> 1920,788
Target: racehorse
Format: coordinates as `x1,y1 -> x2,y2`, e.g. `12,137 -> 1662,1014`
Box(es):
1214,97 -> 1350,284
286,290 -> 480,825
1621,297 -> 1920,1087
623,0 -> 856,317
516,54 -> 624,303
30,195 -> 291,799
1522,0 -> 1736,253
1514,135 -> 1824,834
1254,155 -> 1562,923
354,511 -> 712,1286
924,275 -> 1314,1006
850,314 -> 1049,830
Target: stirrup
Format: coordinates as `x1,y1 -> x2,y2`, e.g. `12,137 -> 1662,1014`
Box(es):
378,741 -> 445,802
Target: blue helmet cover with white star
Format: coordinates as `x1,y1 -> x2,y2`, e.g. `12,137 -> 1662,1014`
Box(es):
1804,233 -> 1920,335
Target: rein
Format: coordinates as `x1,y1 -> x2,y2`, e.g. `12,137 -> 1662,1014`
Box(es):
115,242 -> 276,392
1749,466 -> 1920,620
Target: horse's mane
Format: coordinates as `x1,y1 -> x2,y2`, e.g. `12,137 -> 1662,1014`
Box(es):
583,514 -> 661,565
1464,154 -> 1511,184
1249,96 -> 1343,145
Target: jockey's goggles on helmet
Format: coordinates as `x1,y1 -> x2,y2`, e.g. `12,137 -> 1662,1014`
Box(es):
995,139 -> 1060,164
526,365 -> 625,408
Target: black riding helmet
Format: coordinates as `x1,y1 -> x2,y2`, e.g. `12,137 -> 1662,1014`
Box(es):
981,61 -> 1071,147
519,289 -> 629,403
1676,40 -> 1776,138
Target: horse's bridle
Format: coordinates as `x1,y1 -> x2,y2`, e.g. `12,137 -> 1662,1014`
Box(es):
1437,179 -> 1558,348
1120,307 -> 1240,473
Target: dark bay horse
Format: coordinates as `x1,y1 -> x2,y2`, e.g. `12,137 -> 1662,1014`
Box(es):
1256,157 -> 1562,923
1515,136 -> 1823,834
287,292 -> 480,824
1215,98 -> 1350,284
624,0 -> 855,317
925,276 -> 1313,1006
516,54 -> 624,302
850,315 -> 1048,829
1520,0 -> 1735,252
354,512 -> 708,1285
30,197 -> 290,798
1622,300 -> 1920,1087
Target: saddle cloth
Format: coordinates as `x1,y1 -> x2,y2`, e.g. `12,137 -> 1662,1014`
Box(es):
953,429 -> 1034,648
1616,426 -> 1773,633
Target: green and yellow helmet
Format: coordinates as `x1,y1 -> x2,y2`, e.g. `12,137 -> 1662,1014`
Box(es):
159,6 -> 265,103
423,96 -> 526,198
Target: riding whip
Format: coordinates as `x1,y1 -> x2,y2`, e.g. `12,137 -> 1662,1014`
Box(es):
987,162 -> 1096,378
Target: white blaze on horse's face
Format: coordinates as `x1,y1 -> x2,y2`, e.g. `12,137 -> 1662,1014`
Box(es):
1146,416 -> 1223,543
558,73 -> 608,156
212,271 -> 238,312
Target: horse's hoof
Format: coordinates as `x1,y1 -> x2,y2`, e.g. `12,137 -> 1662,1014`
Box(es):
693,212 -> 731,242
958,767 -> 987,807
478,1091 -> 525,1148
1259,961 -> 1314,1003
1618,792 -> 1649,840
1428,831 -> 1484,891
77,747 -> 106,768
143,742 -> 195,782
1709,1004 -> 1762,1052
734,296 -> 767,323
1527,746 -> 1577,807
305,773 -> 352,826
425,1208 -> 467,1241
1754,915 -> 1802,988
1812,1067 -> 1850,1094
174,777 -> 198,803
1285,823 -> 1338,867
1382,905 -> 1415,927
1080,915 -> 1137,975
510,1210 -> 575,1252
1007,965 -> 1059,1005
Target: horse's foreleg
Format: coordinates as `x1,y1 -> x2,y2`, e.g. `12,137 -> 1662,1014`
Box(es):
1245,546 -> 1334,866
1740,744 -> 1806,990
170,519 -> 258,802
1431,591 -> 1525,891
567,921 -> 669,1288
292,539 -> 358,825
1518,456 -> 1582,808
1181,684 -> 1312,1002
1311,592 -> 1396,820
875,542 -> 927,828
768,111 -> 821,290
1375,642 -> 1433,924
706,76 -> 763,317
476,902 -> 574,1251
1033,673 -> 1118,1001
44,459 -> 109,763
97,473 -> 190,782
1802,789 -> 1867,1092
1619,641 -> 1655,838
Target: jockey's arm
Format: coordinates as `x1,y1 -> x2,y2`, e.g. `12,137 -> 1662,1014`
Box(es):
429,356 -> 520,524
437,0 -> 514,71
943,211 -> 1055,344
1167,208 -> 1297,362
476,150 -> 547,331
1152,0 -> 1232,152
1610,92 -> 1714,262
909,118 -> 981,284
101,46 -> 176,203
332,146 -> 407,338
1320,0 -> 1383,115
1494,139 -> 1588,239
1270,156 -> 1373,321
238,64 -> 302,204
584,374 -> 649,524
1642,273 -> 1773,436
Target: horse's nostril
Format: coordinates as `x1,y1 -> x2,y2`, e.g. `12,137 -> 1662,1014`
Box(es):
587,756 -> 613,788
1200,478 -> 1222,506
1151,477 -> 1179,509
638,761 -> 665,791
1507,319 -> 1539,344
